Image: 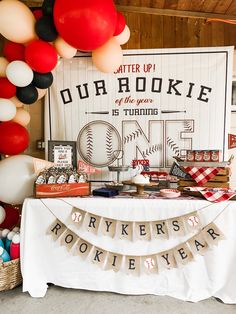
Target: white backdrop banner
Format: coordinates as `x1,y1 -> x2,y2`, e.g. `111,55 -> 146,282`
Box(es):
45,47 -> 233,179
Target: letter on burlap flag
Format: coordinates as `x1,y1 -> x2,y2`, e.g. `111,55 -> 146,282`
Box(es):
47,219 -> 66,240
157,250 -> 176,269
167,217 -> 185,237
135,222 -> 151,241
117,221 -> 133,241
101,218 -> 117,238
202,222 -> 225,246
124,256 -> 140,276
91,247 -> 107,268
76,238 -> 93,259
151,220 -> 169,239
86,213 -> 101,234
187,232 -> 209,255
60,229 -> 78,251
174,243 -> 193,266
105,252 -> 123,272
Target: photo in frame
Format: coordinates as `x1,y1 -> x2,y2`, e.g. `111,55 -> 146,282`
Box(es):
48,140 -> 77,168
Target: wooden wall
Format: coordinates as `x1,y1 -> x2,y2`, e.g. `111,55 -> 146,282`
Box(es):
1,9 -> 236,159
122,13 -> 236,49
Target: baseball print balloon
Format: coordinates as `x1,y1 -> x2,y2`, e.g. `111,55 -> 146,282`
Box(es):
77,120 -> 121,167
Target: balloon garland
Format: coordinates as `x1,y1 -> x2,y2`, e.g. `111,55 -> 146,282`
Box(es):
0,0 -> 130,156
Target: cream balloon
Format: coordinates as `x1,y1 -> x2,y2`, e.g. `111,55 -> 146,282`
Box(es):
0,155 -> 37,204
0,98 -> 16,121
0,57 -> 9,77
54,37 -> 77,59
0,205 -> 6,225
0,0 -> 36,44
92,38 -> 123,73
6,61 -> 34,87
114,25 -> 130,45
37,88 -> 47,100
10,96 -> 24,108
12,108 -> 30,126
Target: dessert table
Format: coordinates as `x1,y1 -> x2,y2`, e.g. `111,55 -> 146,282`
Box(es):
20,195 -> 236,302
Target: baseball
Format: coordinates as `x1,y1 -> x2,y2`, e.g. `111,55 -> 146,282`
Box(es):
72,212 -> 82,223
144,257 -> 155,270
187,215 -> 199,227
77,121 -> 121,167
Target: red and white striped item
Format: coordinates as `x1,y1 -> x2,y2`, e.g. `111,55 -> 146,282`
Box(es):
184,187 -> 236,202
183,166 -> 222,186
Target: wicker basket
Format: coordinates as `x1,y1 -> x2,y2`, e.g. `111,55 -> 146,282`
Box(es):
0,258 -> 22,292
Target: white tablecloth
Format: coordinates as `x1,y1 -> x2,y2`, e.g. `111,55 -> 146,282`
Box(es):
21,197 -> 236,302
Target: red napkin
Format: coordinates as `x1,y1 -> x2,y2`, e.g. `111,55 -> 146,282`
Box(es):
185,187 -> 236,202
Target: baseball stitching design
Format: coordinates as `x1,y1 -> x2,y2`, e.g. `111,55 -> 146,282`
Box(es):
183,120 -> 193,132
124,129 -> 142,144
86,126 -> 93,162
167,136 -> 180,156
141,144 -> 161,158
106,126 -> 113,161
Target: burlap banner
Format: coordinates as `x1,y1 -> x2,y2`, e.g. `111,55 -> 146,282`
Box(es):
67,207 -> 203,242
47,219 -> 225,277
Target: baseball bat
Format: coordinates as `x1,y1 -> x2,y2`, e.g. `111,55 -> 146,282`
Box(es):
85,111 -> 110,114
161,110 -> 186,113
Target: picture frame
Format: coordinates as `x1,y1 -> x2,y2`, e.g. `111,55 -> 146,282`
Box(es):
48,140 -> 77,168
231,81 -> 236,112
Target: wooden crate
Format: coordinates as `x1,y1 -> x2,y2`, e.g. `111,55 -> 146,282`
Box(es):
35,182 -> 90,198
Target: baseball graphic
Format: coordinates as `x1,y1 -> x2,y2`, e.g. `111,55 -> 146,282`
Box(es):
144,257 -> 155,270
72,212 -> 83,223
187,215 -> 199,227
77,120 -> 121,167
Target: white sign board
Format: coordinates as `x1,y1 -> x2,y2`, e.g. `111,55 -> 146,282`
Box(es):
45,47 -> 233,179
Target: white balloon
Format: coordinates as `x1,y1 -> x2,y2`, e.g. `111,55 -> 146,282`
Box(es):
0,205 -> 6,224
0,98 -> 16,121
0,155 -> 37,204
6,60 -> 33,87
114,25 -> 130,45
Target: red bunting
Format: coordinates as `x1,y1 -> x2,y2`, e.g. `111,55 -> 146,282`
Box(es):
228,134 -> 236,149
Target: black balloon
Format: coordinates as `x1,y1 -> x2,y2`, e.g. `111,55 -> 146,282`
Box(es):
33,71 -> 53,89
42,0 -> 55,16
35,16 -> 58,42
16,85 -> 38,105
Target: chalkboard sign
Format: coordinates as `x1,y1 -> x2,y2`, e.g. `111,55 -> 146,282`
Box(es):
169,162 -> 191,179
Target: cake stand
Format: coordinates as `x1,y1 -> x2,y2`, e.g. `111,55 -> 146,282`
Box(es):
122,180 -> 159,196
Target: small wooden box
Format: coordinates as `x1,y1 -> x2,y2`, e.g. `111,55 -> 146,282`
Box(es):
35,182 -> 90,198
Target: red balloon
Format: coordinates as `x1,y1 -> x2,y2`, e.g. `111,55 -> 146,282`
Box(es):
25,40 -> 58,73
3,41 -> 25,62
54,0 -> 117,51
0,205 -> 20,229
0,121 -> 29,155
0,78 -> 16,98
114,12 -> 126,36
32,9 -> 43,21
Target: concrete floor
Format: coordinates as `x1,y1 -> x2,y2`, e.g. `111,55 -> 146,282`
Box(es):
1,286 -> 236,314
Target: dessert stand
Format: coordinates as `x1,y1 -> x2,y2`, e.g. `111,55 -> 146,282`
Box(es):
122,180 -> 159,196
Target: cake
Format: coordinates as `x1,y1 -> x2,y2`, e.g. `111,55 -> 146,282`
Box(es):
132,174 -> 150,184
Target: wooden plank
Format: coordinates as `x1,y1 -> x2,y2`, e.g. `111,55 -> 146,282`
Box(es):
178,181 -> 230,188
140,12 -> 153,48
151,15 -> 164,48
186,18 -> 200,47
116,5 -> 236,20
180,175 -> 229,183
214,0 -> 233,14
163,15 -> 176,48
211,20 -> 225,46
125,12 -> 141,49
226,0 -> 236,14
